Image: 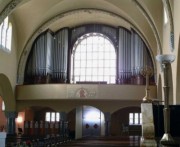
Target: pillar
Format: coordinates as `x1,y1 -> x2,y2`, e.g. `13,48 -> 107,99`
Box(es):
104,112 -> 111,136
5,111 -> 17,136
156,54 -> 178,146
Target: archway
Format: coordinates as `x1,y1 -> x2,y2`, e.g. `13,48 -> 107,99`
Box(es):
111,106 -> 141,136
0,73 -> 16,135
0,73 -> 15,111
68,105 -> 105,139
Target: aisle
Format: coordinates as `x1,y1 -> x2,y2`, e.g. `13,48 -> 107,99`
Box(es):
60,136 -> 140,147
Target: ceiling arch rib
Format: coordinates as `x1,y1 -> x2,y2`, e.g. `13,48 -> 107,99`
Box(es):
17,8 -> 157,84
162,0 -> 174,52
132,0 -> 162,54
0,0 -> 26,24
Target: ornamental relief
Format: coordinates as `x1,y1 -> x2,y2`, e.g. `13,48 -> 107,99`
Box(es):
67,87 -> 97,98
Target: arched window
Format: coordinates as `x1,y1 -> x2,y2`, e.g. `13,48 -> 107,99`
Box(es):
72,33 -> 116,84
0,16 -> 12,52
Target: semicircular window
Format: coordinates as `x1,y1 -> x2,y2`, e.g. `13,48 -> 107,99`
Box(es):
71,33 -> 116,84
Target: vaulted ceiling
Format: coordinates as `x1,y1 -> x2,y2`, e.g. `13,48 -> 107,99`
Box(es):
0,0 -> 163,60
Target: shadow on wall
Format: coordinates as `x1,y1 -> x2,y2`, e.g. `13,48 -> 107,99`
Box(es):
111,106 -> 141,136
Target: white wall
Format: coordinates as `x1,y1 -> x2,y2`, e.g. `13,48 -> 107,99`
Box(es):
0,15 -> 17,92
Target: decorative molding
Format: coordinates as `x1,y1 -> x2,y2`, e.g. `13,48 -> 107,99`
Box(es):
0,0 -> 23,24
17,8 -> 157,84
68,86 -> 96,98
131,0 -> 162,55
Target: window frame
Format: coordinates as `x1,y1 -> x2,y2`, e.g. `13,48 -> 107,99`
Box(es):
129,112 -> 142,125
71,32 -> 116,84
0,16 -> 12,52
45,112 -> 60,122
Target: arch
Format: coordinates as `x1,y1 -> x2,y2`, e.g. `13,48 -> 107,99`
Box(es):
68,105 -> 105,138
0,0 -> 26,24
0,73 -> 15,111
162,0 -> 174,51
72,32 -> 116,84
132,0 -> 162,54
111,106 -> 141,136
17,8 -> 158,84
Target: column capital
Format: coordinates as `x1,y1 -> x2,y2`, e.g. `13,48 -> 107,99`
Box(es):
156,54 -> 175,64
5,111 -> 18,118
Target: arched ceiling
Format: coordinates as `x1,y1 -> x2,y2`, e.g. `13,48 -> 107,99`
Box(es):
8,0 -> 163,55
0,0 -> 164,83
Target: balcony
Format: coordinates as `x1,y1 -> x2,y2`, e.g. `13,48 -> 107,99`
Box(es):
16,84 -> 157,101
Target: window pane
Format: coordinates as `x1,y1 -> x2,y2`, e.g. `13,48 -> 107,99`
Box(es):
80,68 -> 85,75
87,60 -> 92,67
81,76 -> 85,81
135,118 -> 139,124
86,68 -> 91,75
81,61 -> 86,67
72,33 -> 116,84
98,60 -> 103,67
75,69 -> 80,75
51,112 -> 55,122
56,112 -> 60,122
110,76 -> 115,83
75,61 -> 80,67
129,113 -> 133,118
134,113 -> 139,124
0,17 -> 12,52
129,118 -> 134,125
86,76 -> 91,81
129,113 -> 134,124
140,113 -> 142,124
46,112 -> 50,122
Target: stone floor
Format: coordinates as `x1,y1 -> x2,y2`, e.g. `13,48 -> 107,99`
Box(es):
6,135 -> 180,147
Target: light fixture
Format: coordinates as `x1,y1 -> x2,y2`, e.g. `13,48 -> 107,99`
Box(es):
16,116 -> 23,123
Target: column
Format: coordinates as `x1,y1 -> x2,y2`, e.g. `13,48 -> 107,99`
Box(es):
60,112 -> 67,141
5,111 -> 17,136
156,54 -> 177,146
104,112 -> 111,136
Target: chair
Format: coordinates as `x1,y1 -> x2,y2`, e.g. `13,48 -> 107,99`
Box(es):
18,128 -> 23,136
121,123 -> 129,135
